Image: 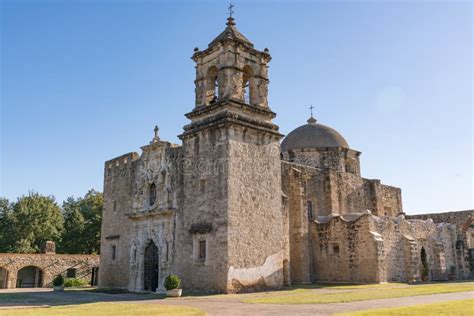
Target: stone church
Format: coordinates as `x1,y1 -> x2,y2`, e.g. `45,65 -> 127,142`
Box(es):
99,16 -> 473,293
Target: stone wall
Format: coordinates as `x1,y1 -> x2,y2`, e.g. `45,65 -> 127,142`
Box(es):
175,126 -> 230,293
407,210 -> 474,279
227,133 -> 286,292
0,253 -> 99,289
99,152 -> 138,289
281,162 -> 311,284
311,214 -> 382,283
310,214 -> 463,283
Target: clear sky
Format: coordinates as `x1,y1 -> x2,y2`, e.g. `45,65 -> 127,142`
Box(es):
1,0 -> 472,214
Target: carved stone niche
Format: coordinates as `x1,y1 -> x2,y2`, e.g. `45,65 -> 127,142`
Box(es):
189,223 -> 214,235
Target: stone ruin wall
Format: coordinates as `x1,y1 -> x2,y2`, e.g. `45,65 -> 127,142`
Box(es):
310,214 -> 463,283
407,210 -> 474,279
0,254 -> 99,289
372,216 -> 459,282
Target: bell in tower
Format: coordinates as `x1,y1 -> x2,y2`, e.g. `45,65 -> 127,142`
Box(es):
192,16 -> 271,108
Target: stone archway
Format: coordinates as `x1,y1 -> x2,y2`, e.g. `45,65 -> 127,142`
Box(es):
0,267 -> 8,288
17,266 -> 43,288
144,241 -> 159,292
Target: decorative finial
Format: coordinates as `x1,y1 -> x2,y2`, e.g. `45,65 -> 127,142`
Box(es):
307,105 -> 317,124
226,3 -> 236,26
151,125 -> 160,143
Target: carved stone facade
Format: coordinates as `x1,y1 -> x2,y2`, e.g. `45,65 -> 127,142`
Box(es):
99,17 -> 472,293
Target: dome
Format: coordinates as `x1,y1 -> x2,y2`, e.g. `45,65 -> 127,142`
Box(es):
281,117 -> 349,152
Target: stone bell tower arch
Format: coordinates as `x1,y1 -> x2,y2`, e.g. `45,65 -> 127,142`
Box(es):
175,15 -> 287,293
192,16 -> 271,108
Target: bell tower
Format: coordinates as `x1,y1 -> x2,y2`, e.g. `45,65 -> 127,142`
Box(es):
175,14 -> 288,293
192,16 -> 271,108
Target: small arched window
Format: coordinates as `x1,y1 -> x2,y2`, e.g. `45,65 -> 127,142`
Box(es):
242,65 -> 254,105
206,66 -> 218,105
345,158 -> 358,175
149,183 -> 157,206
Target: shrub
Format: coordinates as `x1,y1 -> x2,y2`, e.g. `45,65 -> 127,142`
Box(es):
52,274 -> 64,286
64,278 -> 88,287
422,266 -> 429,277
164,274 -> 181,291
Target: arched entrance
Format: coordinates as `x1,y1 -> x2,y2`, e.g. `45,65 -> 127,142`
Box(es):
144,241 -> 159,292
420,247 -> 429,281
17,266 -> 43,288
0,267 -> 8,288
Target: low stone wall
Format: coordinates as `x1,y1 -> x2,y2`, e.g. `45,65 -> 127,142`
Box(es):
407,210 -> 474,278
311,213 -> 466,283
0,253 -> 99,289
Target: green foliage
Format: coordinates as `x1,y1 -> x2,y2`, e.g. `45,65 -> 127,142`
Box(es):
164,274 -> 181,291
59,190 -> 103,254
52,274 -> 64,286
0,190 -> 102,255
64,278 -> 88,287
0,198 -> 13,251
0,192 -> 63,253
421,266 -> 429,277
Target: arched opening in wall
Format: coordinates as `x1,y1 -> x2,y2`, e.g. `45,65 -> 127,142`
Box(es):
206,66 -> 218,105
420,247 -> 429,281
242,65 -> 254,104
0,267 -> 8,289
144,240 -> 159,292
345,158 -> 357,175
149,183 -> 157,207
288,150 -> 296,163
90,267 -> 99,286
16,266 -> 43,288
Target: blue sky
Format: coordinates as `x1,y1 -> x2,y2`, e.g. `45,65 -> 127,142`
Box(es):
1,0 -> 472,214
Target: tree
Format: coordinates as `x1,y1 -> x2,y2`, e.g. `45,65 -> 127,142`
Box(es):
0,198 -> 13,252
59,190 -> 102,254
4,192 -> 63,253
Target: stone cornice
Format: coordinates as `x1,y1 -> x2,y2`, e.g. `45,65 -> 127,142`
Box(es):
179,108 -> 283,140
186,98 -> 276,120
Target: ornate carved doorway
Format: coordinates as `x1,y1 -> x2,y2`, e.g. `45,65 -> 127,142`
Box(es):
144,241 -> 159,292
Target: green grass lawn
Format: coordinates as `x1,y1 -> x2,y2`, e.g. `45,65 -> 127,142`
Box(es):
244,282 -> 474,304
0,303 -> 205,316
337,298 -> 474,315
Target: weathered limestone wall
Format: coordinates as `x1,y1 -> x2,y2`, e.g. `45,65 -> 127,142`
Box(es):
0,254 -> 99,288
282,148 -> 360,176
99,152 -> 138,289
281,162 -> 311,284
373,216 -> 458,282
227,132 -> 286,292
310,214 -> 463,283
175,127 -> 230,293
407,210 -> 474,279
311,214 -> 382,283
